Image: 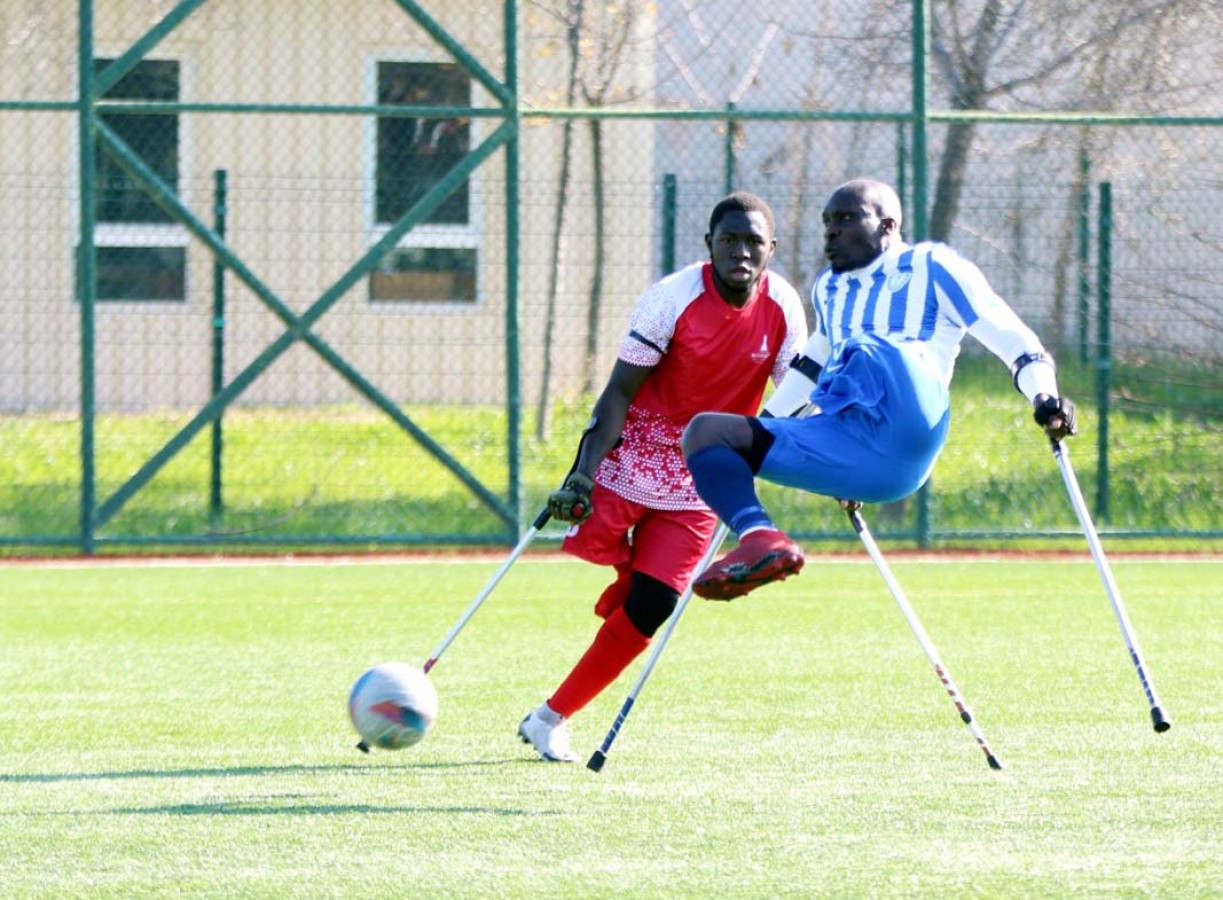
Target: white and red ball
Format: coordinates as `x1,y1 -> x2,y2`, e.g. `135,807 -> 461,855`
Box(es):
348,662 -> 438,750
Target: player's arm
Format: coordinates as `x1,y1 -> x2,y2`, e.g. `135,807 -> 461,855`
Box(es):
548,360 -> 654,523
968,311 -> 1076,442
936,251 -> 1076,442
761,331 -> 830,419
579,360 -> 653,475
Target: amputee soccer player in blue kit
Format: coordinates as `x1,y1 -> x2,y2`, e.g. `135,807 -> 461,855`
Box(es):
683,178 -> 1078,599
518,192 -> 809,761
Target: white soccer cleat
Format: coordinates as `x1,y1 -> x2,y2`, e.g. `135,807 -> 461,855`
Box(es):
518,705 -> 579,763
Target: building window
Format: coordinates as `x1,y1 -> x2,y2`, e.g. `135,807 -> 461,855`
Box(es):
91,58 -> 186,302
372,61 -> 478,303
376,61 -> 470,225
95,246 -> 186,301
370,247 -> 477,303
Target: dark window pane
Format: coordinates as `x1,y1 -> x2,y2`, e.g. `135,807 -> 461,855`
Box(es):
93,59 -> 180,100
81,246 -> 187,302
94,59 -> 179,224
376,62 -> 471,225
370,247 -> 477,303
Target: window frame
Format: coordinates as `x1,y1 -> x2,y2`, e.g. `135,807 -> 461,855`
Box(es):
365,55 -> 484,308
84,55 -> 190,304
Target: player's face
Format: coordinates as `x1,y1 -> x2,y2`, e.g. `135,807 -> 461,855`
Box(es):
822,187 -> 889,272
706,209 -> 775,305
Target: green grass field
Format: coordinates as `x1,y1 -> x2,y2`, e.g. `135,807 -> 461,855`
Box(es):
1,554 -> 1219,897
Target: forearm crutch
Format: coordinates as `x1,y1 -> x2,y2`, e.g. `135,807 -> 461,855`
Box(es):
587,521 -> 732,772
847,504 -> 1003,770
1051,440 -> 1171,732
423,505 -> 551,674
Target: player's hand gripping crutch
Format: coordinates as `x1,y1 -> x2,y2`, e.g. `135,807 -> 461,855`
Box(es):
846,502 -> 1003,770
587,521 -> 732,772
1050,440 -> 1171,732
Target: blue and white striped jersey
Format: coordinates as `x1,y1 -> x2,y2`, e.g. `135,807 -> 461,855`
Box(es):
807,241 -> 1050,390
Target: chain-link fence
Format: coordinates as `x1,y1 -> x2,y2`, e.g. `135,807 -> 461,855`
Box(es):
1,1 -> 1219,552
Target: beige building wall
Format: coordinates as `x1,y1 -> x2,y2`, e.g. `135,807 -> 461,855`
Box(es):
0,0 -> 656,412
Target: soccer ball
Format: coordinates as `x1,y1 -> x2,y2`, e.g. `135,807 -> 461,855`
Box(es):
348,662 -> 438,751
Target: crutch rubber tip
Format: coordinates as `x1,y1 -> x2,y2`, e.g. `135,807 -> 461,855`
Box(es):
1151,708 -> 1171,733
586,751 -> 607,772
986,755 -> 1003,771
356,741 -> 371,754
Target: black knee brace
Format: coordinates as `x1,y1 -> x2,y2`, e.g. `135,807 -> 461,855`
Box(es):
745,417 -> 777,473
623,572 -> 681,637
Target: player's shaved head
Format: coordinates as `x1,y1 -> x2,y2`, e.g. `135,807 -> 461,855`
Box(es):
836,179 -> 903,233
821,178 -> 904,272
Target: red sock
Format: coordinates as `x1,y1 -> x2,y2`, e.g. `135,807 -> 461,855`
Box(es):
593,562 -> 633,619
548,607 -> 650,718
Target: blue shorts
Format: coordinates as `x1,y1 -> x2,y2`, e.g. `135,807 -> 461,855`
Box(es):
756,335 -> 951,504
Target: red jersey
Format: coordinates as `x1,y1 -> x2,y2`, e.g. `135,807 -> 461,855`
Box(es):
596,262 -> 807,510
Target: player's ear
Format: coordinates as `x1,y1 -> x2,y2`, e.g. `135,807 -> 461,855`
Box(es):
704,233 -> 713,253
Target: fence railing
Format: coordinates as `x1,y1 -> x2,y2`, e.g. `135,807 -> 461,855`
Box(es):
0,1 -> 1218,552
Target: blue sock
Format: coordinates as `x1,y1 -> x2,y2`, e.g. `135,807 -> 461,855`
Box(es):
686,445 -> 774,536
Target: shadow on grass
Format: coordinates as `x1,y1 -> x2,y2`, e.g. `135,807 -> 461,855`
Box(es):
0,757 -> 535,784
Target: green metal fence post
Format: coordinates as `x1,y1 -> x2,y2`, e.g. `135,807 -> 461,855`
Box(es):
661,174 -> 677,277
210,169 -> 228,527
723,102 -> 736,193
911,0 -> 931,548
1077,149 -> 1092,365
505,0 -> 523,539
1096,181 -> 1112,523
77,0 -> 97,555
896,122 -> 908,231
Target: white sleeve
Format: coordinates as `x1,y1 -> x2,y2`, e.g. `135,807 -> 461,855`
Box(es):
1015,357 -> 1059,401
767,276 -> 812,387
761,330 -> 831,418
618,265 -> 703,367
933,247 -> 1061,402
967,311 -> 1060,402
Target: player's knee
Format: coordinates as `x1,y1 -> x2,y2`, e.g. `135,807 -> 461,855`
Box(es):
623,573 -> 680,637
681,413 -> 750,458
680,413 -> 715,457
743,416 -> 777,473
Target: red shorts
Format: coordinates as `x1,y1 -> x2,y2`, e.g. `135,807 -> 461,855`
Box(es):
561,484 -> 719,593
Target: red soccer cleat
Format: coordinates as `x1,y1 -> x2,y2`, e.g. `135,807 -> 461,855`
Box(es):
693,528 -> 804,600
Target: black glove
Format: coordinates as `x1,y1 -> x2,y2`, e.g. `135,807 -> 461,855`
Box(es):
1033,393 -> 1077,442
548,472 -> 595,523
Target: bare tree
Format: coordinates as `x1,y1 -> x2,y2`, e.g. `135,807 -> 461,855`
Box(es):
578,2 -> 642,395
927,1 -> 1196,241
533,0 -> 585,441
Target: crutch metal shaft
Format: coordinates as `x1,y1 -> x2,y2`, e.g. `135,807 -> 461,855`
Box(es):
424,506 -> 550,674
587,521 -> 732,772
848,506 -> 1003,770
1051,440 -> 1170,732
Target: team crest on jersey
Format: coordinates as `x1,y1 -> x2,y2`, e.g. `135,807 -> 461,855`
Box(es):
750,334 -> 770,362
886,272 -> 912,292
